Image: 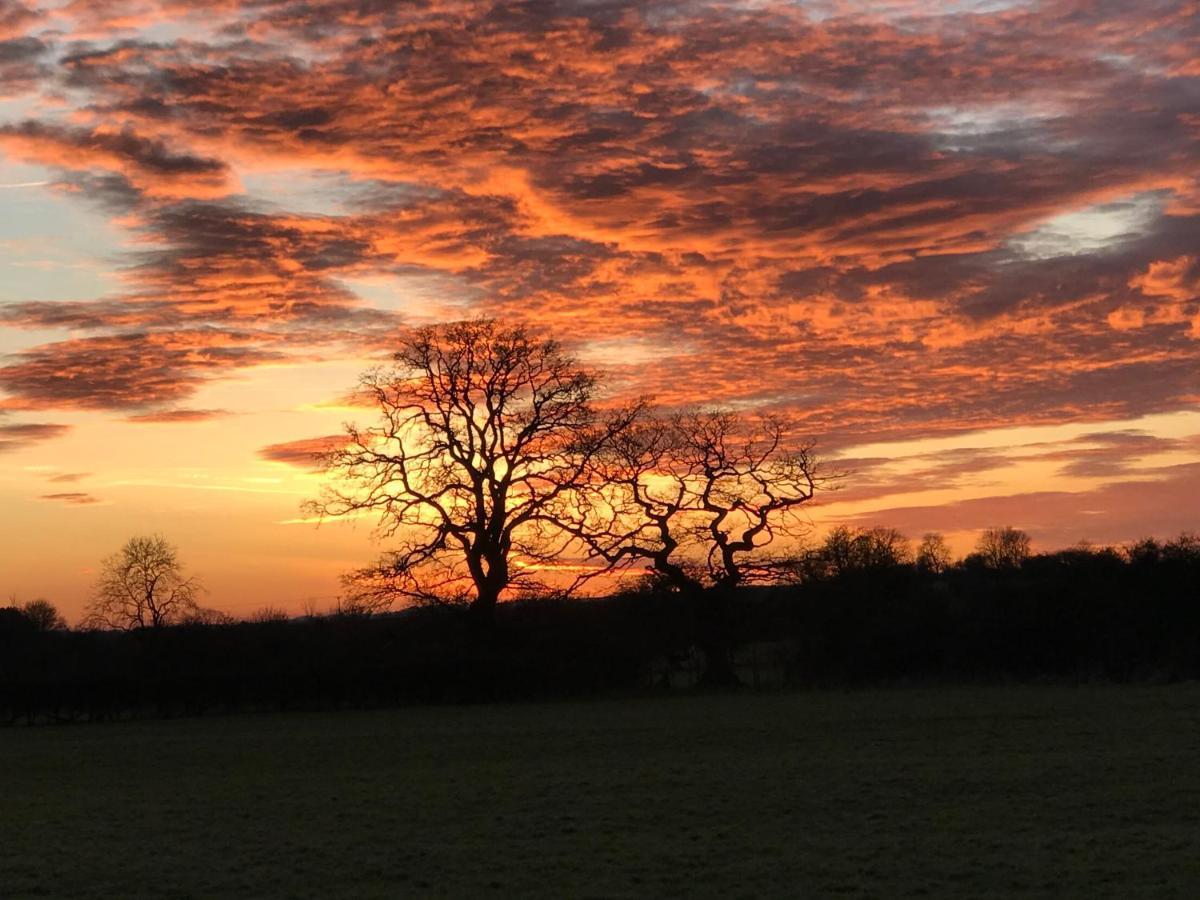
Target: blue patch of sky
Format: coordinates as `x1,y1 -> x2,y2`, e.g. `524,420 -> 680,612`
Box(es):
0,156 -> 123,301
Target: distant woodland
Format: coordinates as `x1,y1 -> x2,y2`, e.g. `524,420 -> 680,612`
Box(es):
3,530 -> 1199,725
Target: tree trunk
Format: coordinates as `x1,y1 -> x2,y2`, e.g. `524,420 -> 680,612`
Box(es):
465,545 -> 504,634
693,586 -> 741,688
468,586 -> 499,632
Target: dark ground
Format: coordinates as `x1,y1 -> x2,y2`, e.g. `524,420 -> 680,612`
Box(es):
3,684 -> 1199,898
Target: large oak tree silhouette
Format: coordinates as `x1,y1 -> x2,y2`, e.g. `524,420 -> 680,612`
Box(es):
311,318 -> 639,622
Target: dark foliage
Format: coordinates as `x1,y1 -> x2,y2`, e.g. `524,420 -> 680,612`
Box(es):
2,536 -> 1198,724
772,537 -> 1200,685
0,597 -> 682,724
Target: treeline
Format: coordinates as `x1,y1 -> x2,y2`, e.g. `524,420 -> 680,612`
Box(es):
3,531 -> 1198,725
776,530 -> 1200,684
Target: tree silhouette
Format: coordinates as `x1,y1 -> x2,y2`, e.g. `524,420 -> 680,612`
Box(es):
581,410 -> 820,585
1126,532 -> 1200,565
82,535 -> 202,630
311,318 -> 640,623
974,526 -> 1032,569
19,598 -> 67,631
916,532 -> 953,575
574,408 -> 822,683
808,526 -> 911,578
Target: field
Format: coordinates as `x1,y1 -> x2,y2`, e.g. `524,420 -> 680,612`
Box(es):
3,685 -> 1199,898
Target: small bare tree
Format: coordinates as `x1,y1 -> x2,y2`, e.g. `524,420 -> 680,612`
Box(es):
82,535 -> 202,630
916,532 -> 953,574
249,606 -> 290,624
975,526 -> 1032,569
311,318 -> 640,622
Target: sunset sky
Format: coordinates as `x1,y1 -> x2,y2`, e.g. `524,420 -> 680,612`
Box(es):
1,0 -> 1198,620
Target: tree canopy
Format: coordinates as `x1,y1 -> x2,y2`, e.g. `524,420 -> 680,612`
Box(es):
312,318 -> 640,619
82,535 -> 202,631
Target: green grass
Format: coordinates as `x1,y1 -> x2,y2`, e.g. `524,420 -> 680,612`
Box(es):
3,685 -> 1200,898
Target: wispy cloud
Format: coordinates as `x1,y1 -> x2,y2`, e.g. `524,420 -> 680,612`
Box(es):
123,408 -> 232,424
258,435 -> 348,471
39,491 -> 100,505
46,471 -> 90,482
0,421 -> 69,453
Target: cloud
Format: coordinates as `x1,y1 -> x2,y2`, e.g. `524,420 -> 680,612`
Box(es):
0,36 -> 47,97
0,331 -> 284,410
257,434 -> 348,470
0,421 -> 70,453
1047,430 -> 1183,480
39,491 -> 100,504
1131,255 -> 1200,302
834,462 -> 1200,549
0,0 -> 1196,447
833,446 -> 1015,504
821,425 -> 1200,532
1122,254 -> 1200,337
1,299 -> 186,330
122,408 -> 231,423
0,2 -> 45,95
0,121 -> 233,198
46,471 -> 90,482
0,1 -> 37,40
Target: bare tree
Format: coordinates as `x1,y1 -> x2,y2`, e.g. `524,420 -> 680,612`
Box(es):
916,532 -> 953,574
807,526 -> 912,578
82,535 -> 203,630
571,408 -> 823,683
567,416 -> 699,593
579,409 -> 821,586
974,526 -> 1032,569
249,606 -> 291,624
679,410 -> 822,590
311,318 -> 640,623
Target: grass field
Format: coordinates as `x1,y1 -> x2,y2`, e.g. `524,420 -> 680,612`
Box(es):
3,685 -> 1199,898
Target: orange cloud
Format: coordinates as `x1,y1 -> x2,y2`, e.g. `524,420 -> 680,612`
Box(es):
0,332 -> 284,410
0,420 -> 70,452
1125,255 -> 1200,337
0,122 -> 234,198
122,408 -> 232,423
0,0 -> 1197,449
0,1 -> 36,40
39,491 -> 100,505
1130,256 -> 1199,302
258,434 -> 349,470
